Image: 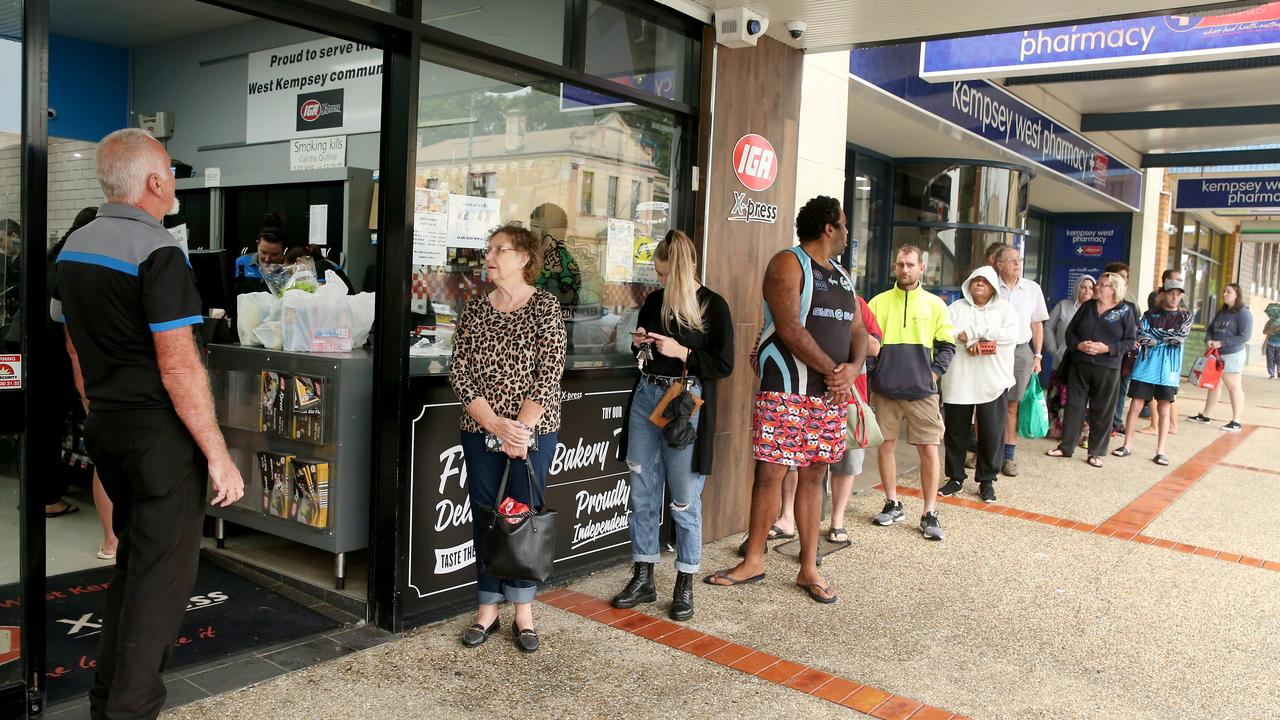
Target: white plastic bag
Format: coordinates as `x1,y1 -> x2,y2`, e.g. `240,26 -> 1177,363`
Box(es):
347,289 -> 375,348
282,280 -> 353,352
237,292 -> 279,346
252,321 -> 283,350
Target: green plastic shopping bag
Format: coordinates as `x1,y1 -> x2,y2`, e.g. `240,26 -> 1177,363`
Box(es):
1017,375 -> 1050,439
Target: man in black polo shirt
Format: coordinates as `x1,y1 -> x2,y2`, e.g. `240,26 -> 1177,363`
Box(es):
58,128 -> 244,720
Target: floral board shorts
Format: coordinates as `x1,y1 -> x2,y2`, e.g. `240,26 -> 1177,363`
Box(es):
752,391 -> 847,467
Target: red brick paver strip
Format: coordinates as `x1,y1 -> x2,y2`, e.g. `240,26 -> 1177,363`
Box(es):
540,591 -> 962,719
889,427 -> 1280,573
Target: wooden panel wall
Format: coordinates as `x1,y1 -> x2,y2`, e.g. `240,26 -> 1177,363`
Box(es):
695,34 -> 805,543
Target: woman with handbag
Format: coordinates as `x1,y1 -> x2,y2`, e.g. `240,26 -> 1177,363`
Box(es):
610,230 -> 734,622
1188,283 -> 1253,431
1045,272 -> 1136,467
939,266 -> 1020,503
449,222 -> 567,653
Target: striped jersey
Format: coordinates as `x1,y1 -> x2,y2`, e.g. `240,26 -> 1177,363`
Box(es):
757,246 -> 856,396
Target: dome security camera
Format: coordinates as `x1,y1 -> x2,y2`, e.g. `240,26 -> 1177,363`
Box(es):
786,21 -> 806,40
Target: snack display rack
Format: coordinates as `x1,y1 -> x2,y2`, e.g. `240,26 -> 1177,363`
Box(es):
207,344 -> 372,589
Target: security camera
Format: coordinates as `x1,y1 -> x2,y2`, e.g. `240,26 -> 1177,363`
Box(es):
716,7 -> 769,48
786,21 -> 806,40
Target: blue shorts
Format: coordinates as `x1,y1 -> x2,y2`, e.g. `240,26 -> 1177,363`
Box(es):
1221,349 -> 1246,374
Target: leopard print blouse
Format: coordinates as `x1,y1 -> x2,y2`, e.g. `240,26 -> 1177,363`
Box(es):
448,289 -> 567,435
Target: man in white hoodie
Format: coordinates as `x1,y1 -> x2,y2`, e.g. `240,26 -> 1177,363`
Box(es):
939,266 -> 1020,503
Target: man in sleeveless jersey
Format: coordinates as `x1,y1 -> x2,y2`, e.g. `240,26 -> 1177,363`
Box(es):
706,196 -> 867,604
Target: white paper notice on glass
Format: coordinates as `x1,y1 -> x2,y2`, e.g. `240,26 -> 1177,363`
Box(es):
308,205 -> 329,246
413,211 -> 447,266
168,223 -> 190,258
446,193 -> 500,249
605,219 -> 635,282
204,167 -> 221,188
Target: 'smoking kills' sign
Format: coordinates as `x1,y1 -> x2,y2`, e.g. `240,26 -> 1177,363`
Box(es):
732,134 -> 777,192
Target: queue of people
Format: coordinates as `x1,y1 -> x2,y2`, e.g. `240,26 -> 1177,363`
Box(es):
47,122 -> 1270,718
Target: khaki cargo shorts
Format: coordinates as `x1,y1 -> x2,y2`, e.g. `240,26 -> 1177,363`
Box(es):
870,393 -> 945,446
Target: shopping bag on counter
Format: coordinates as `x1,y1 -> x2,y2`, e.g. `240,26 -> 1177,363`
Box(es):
282,278 -> 353,352
1189,349 -> 1225,389
1017,375 -> 1050,439
348,290 -> 376,348
236,292 -> 280,346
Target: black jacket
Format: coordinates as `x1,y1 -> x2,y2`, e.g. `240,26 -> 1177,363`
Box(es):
617,287 -> 734,474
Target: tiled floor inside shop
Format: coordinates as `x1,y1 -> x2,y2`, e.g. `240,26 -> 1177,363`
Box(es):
30,367 -> 1280,719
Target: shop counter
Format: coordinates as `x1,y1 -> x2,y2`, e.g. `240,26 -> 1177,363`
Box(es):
207,344 -> 372,589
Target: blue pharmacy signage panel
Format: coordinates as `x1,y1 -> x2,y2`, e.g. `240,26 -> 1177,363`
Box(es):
1175,176 -> 1280,209
1049,220 -> 1128,304
921,2 -> 1280,80
850,44 -> 1142,210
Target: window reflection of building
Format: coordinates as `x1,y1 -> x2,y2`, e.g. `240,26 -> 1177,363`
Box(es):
890,161 -> 1031,295
410,71 -> 678,359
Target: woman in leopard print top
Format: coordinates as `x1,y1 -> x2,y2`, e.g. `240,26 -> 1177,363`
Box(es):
449,222 -> 566,653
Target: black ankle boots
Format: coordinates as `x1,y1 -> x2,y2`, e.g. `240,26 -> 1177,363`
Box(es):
610,562 -> 656,608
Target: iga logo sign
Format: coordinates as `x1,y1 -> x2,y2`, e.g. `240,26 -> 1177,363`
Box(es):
296,89 -> 345,131
732,134 -> 777,192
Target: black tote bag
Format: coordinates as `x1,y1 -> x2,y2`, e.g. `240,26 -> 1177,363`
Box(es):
476,459 -> 558,583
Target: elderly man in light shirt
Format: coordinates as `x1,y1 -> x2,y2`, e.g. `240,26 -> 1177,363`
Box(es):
993,246 -> 1049,477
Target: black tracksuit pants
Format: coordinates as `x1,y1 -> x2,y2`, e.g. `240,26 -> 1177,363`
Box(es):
83,409 -> 207,720
943,396 -> 1007,485
1058,361 -> 1122,459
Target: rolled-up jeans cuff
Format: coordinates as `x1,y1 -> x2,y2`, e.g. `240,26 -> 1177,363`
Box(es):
503,584 -> 538,605
674,560 -> 700,574
477,589 -> 506,606
632,552 -> 661,564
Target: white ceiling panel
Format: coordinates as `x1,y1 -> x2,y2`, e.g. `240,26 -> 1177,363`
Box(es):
1106,124 -> 1280,154
681,1 -> 1251,52
1029,67 -> 1280,115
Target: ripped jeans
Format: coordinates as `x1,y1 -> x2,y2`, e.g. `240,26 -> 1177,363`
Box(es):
625,376 -> 704,574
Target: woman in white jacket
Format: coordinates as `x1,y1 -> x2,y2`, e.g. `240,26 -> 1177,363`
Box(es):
939,266 -> 1020,503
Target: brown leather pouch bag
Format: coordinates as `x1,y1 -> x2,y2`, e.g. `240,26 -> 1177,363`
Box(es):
648,368 -> 705,429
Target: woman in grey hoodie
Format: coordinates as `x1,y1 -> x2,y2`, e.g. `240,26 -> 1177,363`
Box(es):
1188,283 -> 1252,431
1045,274 -> 1095,365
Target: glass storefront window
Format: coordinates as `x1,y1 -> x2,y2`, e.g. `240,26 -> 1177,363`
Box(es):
422,0 -> 565,64
412,60 -> 682,367
584,0 -> 691,104
891,226 -> 1024,292
892,162 -> 1030,228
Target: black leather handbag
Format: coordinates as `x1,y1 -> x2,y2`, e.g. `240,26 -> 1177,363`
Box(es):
476,460 -> 557,583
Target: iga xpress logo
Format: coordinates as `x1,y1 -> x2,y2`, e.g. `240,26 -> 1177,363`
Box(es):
728,191 -> 778,224
296,89 -> 344,131
732,134 -> 777,192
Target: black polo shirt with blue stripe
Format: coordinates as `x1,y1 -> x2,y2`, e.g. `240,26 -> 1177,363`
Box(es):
57,203 -> 203,410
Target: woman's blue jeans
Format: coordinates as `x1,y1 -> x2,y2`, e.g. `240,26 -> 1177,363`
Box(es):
461,430 -> 557,606
625,377 -> 704,574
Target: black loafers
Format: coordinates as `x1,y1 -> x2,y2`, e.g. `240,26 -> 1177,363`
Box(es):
461,617 -> 500,647
513,625 -> 540,653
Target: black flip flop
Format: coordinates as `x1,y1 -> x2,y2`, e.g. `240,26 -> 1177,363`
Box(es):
45,503 -> 79,519
827,528 -> 850,544
703,570 -> 766,586
1111,447 -> 1132,458
767,524 -> 795,541
1086,456 -> 1103,468
1153,454 -> 1170,466
796,582 -> 838,604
